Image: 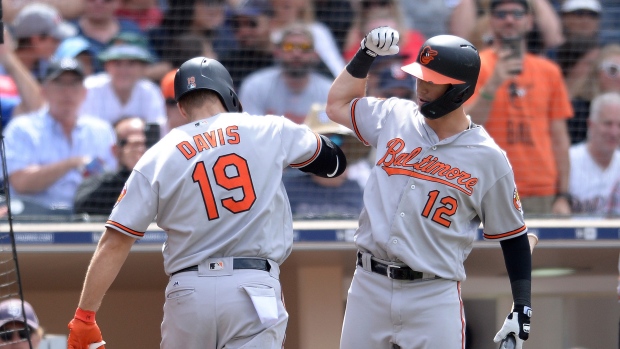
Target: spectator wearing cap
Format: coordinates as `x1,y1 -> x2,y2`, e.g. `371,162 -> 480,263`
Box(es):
10,2 -> 77,81
73,0 -> 150,74
0,298 -> 43,348
283,103 -> 364,219
160,69 -> 186,134
239,23 -> 332,124
4,58 -> 116,214
0,29 -> 46,127
218,0 -> 274,88
79,43 -> 166,127
376,65 -> 416,100
52,36 -> 95,76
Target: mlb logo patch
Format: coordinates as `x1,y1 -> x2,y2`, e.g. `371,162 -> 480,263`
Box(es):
209,262 -> 224,270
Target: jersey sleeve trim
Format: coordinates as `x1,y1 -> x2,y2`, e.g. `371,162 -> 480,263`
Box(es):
290,132 -> 322,168
483,225 -> 527,240
105,220 -> 145,238
350,98 -> 370,146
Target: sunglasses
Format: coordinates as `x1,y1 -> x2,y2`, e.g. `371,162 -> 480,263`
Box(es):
280,42 -> 313,53
0,328 -> 30,342
492,9 -> 526,19
567,9 -> 600,18
600,61 -> 620,78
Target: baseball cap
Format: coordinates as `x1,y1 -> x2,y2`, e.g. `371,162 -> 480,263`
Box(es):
160,69 -> 176,101
44,58 -> 85,82
378,66 -> 415,92
10,3 -> 77,40
98,44 -> 153,63
53,36 -> 92,60
0,299 -> 39,330
230,0 -> 272,17
490,0 -> 530,11
561,0 -> 602,13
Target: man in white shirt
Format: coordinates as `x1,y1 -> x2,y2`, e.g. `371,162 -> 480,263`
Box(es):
79,43 -> 166,127
569,92 -> 620,215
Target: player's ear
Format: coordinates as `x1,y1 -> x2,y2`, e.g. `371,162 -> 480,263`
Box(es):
177,103 -> 191,121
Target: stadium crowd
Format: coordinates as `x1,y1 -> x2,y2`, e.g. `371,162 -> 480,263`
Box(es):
0,0 -> 619,219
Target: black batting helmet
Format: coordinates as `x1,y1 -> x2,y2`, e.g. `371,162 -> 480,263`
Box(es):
174,57 -> 242,113
401,35 -> 480,119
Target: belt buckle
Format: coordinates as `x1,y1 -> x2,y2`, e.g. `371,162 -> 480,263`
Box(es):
386,264 -> 402,279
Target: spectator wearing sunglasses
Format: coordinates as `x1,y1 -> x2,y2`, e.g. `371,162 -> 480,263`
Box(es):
571,44 -> 620,144
238,23 -> 332,124
465,0 -> 573,216
0,299 -> 43,348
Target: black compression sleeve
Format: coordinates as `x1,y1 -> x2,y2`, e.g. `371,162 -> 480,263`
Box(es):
500,233 -> 532,307
346,47 -> 377,79
299,135 -> 347,178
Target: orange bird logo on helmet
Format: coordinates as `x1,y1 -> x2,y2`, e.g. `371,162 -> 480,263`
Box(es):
419,46 -> 438,65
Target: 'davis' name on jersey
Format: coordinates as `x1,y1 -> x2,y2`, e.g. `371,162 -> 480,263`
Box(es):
176,126 -> 240,160
377,138 -> 478,196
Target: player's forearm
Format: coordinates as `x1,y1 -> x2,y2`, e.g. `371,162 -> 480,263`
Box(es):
9,157 -> 83,193
78,228 -> 135,311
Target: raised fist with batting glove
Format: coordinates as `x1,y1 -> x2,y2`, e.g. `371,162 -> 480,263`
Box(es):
494,304 -> 531,349
346,26 -> 400,79
68,308 -> 106,349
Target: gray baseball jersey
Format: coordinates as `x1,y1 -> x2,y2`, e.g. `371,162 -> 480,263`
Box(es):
350,97 -> 527,281
105,112 -> 322,275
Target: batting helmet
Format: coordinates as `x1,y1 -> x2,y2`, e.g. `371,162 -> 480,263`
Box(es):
174,57 -> 242,113
401,35 -> 480,119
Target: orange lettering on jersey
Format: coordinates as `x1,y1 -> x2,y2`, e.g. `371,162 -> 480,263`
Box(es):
227,126 -> 240,144
217,128 -> 225,145
176,141 -> 197,159
194,134 -> 210,152
377,138 -> 479,195
203,131 -> 218,148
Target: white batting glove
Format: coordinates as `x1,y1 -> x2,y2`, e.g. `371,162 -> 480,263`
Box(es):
361,26 -> 400,57
493,305 -> 532,349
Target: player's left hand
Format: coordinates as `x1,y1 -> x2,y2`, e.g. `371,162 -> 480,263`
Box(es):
67,308 -> 106,349
361,26 -> 400,57
493,304 -> 531,349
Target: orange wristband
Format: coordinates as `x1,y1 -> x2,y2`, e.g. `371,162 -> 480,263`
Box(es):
74,307 -> 96,323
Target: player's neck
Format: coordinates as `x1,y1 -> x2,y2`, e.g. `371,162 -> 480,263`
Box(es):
424,108 -> 470,141
188,104 -> 229,122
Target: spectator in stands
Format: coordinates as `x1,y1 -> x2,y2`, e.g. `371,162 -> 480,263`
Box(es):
74,0 -> 149,74
79,43 -> 166,126
465,0 -> 573,216
74,117 -> 147,216
161,33 -> 217,72
0,29 -> 45,127
218,0 -> 274,88
2,0 -> 84,23
313,0 -> 354,52
239,23 -> 332,124
0,298 -> 43,349
398,0 -> 477,41
269,0 -> 345,78
375,65 -> 416,100
556,0 -> 601,96
343,0 -> 425,67
283,105 -> 364,219
115,0 -> 164,31
160,69 -> 186,134
4,58 -> 116,214
569,92 -> 620,215
150,0 -> 235,65
471,0 -> 564,54
570,44 -> 620,144
52,36 -> 95,76
10,3 -> 77,81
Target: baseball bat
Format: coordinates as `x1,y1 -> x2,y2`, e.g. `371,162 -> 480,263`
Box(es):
498,233 -> 538,348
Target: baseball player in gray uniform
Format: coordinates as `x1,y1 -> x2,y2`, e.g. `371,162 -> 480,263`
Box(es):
326,27 -> 532,348
67,57 -> 347,349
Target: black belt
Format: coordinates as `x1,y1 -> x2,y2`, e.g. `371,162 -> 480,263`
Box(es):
357,252 -> 432,280
172,258 -> 270,276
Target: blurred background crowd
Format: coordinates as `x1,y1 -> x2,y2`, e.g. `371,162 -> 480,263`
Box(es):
0,0 -> 619,221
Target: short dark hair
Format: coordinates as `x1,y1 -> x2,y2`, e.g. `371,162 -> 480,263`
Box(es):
178,89 -> 220,113
490,0 -> 530,12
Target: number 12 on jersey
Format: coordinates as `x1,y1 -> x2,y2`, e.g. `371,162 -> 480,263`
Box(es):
192,153 -> 257,220
421,190 -> 458,228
